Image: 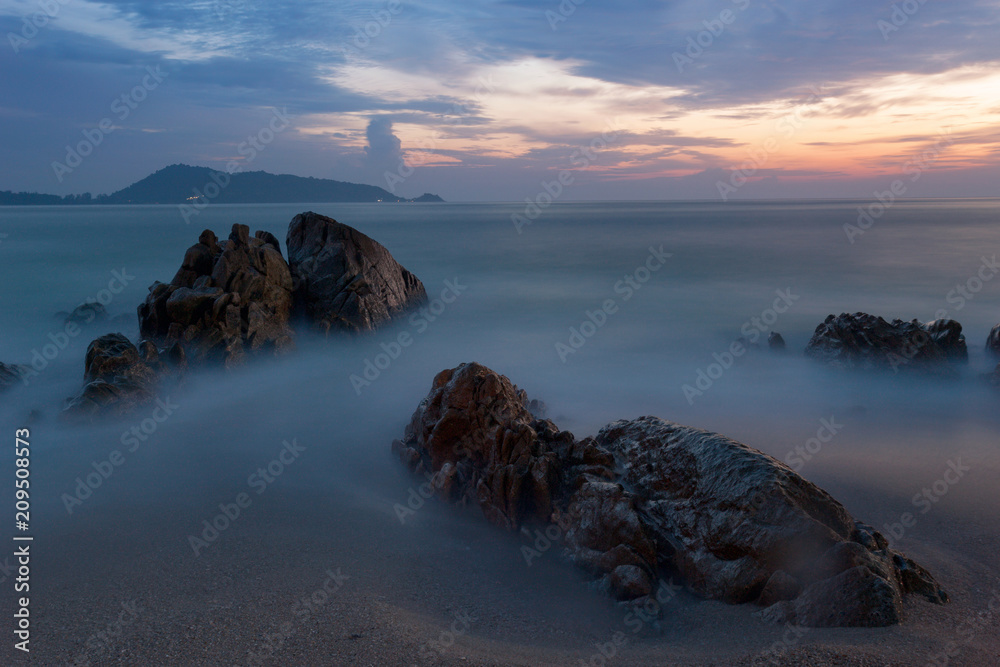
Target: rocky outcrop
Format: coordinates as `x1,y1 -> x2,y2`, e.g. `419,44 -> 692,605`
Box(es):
768,332 -> 786,350
64,334 -> 156,417
138,225 -> 294,366
987,324 -> 1000,358
286,212 -> 427,333
392,363 -> 948,627
805,313 -> 967,374
63,334 -> 185,418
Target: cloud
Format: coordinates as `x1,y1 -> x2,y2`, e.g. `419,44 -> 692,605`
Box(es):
363,117 -> 402,168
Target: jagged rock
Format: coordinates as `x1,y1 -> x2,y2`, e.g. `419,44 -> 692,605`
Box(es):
805,313 -> 967,374
392,363 -> 948,626
768,332 -> 786,350
138,224 -> 294,365
286,211 -> 427,333
987,324 -> 1000,358
59,302 -> 108,326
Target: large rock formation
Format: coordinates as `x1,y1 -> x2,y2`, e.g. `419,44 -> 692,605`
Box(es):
392,363 -> 947,627
286,211 -> 427,333
805,313 -> 967,373
138,224 -> 294,366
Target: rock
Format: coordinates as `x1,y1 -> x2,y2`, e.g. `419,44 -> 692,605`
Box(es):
768,332 -> 786,350
987,324 -> 1000,358
0,362 -> 29,392
757,571 -> 801,607
138,224 -> 294,365
60,301 -> 107,326
760,566 -> 901,627
924,319 -> 968,362
286,211 -> 427,333
64,334 -> 158,417
393,363 -> 948,626
805,313 -> 966,374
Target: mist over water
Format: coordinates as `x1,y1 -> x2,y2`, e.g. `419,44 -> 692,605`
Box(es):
1,200 -> 999,660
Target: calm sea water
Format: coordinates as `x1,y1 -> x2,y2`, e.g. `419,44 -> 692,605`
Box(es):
1,200 -> 999,561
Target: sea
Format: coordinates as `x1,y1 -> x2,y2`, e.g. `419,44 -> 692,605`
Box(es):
0,200 -> 998,662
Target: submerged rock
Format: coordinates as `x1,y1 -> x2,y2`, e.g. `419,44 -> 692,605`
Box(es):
138,225 -> 294,366
286,211 -> 427,333
805,313 -> 967,374
392,363 -> 947,627
59,301 -> 108,326
0,362 -> 29,392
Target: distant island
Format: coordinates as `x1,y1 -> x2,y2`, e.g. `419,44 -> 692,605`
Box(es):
0,164 -> 445,206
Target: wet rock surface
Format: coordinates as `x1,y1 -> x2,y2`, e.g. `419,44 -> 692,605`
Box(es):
393,362 -> 948,627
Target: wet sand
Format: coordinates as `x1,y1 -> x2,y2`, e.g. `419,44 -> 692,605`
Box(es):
5,453 -> 997,667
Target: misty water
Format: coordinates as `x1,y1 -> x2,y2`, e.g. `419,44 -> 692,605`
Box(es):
1,200 -> 999,663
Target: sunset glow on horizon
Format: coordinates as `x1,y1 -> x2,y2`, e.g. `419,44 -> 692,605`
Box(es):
1,0 -> 998,200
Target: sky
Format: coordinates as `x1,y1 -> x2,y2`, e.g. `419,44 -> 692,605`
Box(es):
1,0 -> 999,201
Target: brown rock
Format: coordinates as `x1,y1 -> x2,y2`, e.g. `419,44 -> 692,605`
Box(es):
139,223 -> 294,365
392,363 -> 949,627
